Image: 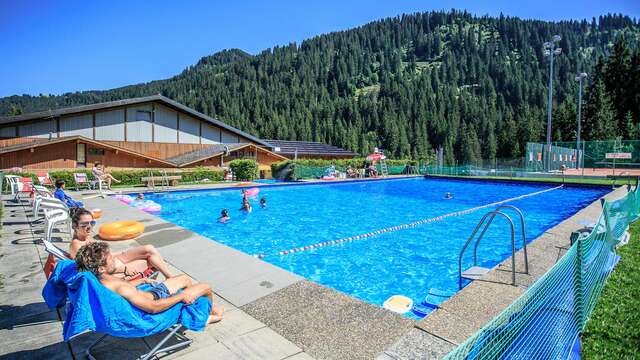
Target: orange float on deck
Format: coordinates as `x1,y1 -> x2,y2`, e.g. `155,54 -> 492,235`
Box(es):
99,221 -> 144,241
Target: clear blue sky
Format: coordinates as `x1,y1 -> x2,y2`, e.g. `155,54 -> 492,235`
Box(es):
1,0 -> 638,97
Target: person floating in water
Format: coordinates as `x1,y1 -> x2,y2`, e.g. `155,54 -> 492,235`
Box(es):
240,198 -> 252,213
260,197 -> 267,208
445,192 -> 453,199
218,209 -> 231,223
136,193 -> 145,201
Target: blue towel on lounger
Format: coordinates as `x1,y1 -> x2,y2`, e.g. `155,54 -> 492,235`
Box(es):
42,260 -> 211,341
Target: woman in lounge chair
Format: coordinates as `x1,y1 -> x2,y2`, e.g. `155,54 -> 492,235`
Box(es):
68,208 -> 174,279
92,162 -> 120,190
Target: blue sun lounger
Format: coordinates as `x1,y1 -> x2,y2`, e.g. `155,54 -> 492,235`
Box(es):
43,260 -> 212,360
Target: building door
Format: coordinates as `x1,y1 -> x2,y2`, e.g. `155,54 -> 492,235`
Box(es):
77,143 -> 86,168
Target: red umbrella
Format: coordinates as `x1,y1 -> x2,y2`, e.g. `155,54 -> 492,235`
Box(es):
366,153 -> 386,161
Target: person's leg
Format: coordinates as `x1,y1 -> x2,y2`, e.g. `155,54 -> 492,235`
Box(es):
162,274 -> 192,294
207,289 -> 224,324
116,245 -> 174,278
113,257 -> 148,277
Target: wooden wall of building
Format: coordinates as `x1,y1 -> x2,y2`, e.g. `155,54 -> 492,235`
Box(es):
0,142 -> 76,170
86,145 -> 167,169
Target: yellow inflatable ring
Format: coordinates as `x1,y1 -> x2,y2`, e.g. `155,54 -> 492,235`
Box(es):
236,182 -> 254,187
99,221 -> 144,241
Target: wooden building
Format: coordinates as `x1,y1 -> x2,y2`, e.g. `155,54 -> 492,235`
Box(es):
0,95 -> 287,171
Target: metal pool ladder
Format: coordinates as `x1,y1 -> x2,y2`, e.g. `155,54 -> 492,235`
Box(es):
458,205 -> 529,289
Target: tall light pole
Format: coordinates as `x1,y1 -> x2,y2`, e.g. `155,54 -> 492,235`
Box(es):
544,35 -> 562,171
575,72 -> 587,169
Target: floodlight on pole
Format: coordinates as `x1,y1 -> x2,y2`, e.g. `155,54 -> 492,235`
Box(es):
575,72 -> 588,169
544,35 -> 562,171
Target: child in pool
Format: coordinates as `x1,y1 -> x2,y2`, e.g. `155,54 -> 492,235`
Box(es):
445,192 -> 453,199
260,197 -> 267,208
240,198 -> 252,213
136,193 -> 145,200
218,209 -> 231,223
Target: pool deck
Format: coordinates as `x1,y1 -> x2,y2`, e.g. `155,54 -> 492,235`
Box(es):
0,178 -> 628,359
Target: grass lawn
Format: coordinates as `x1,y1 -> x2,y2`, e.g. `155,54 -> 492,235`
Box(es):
581,221 -> 640,359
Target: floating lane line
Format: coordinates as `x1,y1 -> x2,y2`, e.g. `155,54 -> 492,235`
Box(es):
253,184 -> 563,259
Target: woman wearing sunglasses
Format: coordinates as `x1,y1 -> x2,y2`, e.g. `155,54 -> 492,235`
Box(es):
68,208 -> 174,279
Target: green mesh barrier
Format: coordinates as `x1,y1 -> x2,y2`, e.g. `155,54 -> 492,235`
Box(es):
293,163 -> 414,179
444,180 -> 640,359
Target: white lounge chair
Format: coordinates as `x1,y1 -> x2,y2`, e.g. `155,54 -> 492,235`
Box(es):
43,208 -> 72,243
33,195 -> 67,219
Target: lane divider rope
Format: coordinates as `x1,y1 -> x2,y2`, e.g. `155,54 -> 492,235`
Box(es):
253,184 -> 563,259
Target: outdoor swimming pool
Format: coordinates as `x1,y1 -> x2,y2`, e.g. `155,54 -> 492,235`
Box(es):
140,178 -> 608,317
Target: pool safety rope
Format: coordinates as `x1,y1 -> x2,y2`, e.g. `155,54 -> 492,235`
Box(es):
253,184 -> 564,259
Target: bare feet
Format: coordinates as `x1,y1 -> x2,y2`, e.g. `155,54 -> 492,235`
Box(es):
208,305 -> 224,324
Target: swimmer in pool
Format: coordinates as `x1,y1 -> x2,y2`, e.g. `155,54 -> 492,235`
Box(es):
241,189 -> 248,201
240,198 -> 252,213
218,209 -> 231,223
136,193 -> 145,200
445,192 -> 453,199
260,197 -> 267,208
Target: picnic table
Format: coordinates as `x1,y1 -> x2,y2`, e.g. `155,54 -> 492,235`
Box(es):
140,175 -> 181,187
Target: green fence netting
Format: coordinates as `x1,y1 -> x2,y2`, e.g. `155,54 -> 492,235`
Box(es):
553,140 -> 640,170
444,180 -> 640,359
292,163 -> 415,179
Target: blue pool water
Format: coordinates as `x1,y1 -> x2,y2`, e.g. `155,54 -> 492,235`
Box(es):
140,178 -> 607,316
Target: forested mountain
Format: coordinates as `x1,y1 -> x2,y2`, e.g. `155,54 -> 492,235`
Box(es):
2,11 -> 639,164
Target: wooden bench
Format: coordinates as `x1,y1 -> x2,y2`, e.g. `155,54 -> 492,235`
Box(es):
141,176 -> 181,187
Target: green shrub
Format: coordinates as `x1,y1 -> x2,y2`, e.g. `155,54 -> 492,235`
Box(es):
270,158 -> 420,179
229,159 -> 258,181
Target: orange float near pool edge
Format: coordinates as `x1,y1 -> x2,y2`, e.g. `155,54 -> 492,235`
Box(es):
98,221 -> 144,241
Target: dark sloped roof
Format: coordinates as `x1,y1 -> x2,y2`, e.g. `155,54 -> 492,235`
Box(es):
262,139 -> 358,156
0,95 -> 271,147
0,137 -> 59,154
166,143 -> 248,167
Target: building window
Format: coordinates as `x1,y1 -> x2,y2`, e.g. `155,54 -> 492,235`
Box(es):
88,148 -> 105,156
136,110 -> 152,121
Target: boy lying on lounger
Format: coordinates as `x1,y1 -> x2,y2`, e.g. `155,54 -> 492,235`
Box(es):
75,241 -> 224,322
